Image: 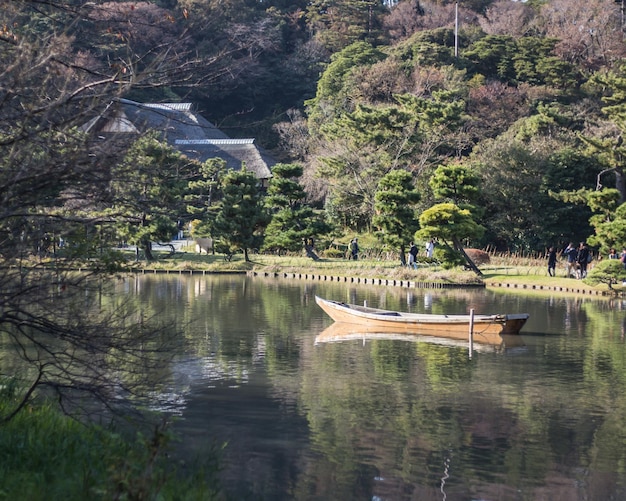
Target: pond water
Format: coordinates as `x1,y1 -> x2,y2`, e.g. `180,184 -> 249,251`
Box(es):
120,274 -> 626,501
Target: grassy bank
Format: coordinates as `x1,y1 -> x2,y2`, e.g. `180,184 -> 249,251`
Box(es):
132,249 -> 611,295
0,396 -> 220,500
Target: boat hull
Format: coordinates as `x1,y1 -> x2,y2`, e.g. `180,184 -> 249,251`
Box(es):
315,296 -> 529,342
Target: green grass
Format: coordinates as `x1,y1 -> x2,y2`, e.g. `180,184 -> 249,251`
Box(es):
0,397 -> 221,500
143,250 -> 615,293
135,250 -> 485,284
32,247 -> 615,294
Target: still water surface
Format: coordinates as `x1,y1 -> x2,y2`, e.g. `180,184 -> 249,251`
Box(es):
122,274 -> 626,500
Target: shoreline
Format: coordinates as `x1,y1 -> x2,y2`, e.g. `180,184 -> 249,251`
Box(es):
124,267 -> 618,297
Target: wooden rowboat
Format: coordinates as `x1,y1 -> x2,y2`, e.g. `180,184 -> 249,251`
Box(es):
315,296 -> 529,342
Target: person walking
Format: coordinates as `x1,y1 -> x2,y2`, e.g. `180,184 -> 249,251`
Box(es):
547,246 -> 557,277
408,241 -> 418,269
609,248 -> 619,260
350,238 -> 359,261
425,239 -> 435,258
576,242 -> 590,279
563,242 -> 578,278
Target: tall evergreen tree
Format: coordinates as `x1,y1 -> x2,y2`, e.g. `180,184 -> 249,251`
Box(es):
262,163 -> 331,257
428,163 -> 483,220
186,158 -> 228,222
110,133 -> 198,261
429,163 -> 480,205
372,169 -> 420,265
207,168 -> 266,262
416,202 -> 485,275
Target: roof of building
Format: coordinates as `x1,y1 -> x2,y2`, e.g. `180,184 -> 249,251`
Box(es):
82,99 -> 274,180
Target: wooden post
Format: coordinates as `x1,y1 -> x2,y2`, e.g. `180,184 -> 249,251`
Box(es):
468,308 -> 474,358
454,1 -> 459,58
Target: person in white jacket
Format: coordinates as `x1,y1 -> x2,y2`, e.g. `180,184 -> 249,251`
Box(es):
425,239 -> 435,258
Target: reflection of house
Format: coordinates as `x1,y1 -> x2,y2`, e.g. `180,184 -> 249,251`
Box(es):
82,98 -> 274,186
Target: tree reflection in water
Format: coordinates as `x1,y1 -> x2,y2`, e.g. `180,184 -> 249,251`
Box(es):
114,275 -> 626,500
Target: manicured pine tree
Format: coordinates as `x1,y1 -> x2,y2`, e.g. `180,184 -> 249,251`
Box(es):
416,203 -> 485,275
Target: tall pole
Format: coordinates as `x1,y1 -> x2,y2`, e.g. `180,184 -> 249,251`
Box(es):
454,1 -> 459,58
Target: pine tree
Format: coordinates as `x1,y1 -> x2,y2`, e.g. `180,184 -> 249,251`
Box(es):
208,168 -> 267,262
372,169 -> 420,265
263,163 -> 331,257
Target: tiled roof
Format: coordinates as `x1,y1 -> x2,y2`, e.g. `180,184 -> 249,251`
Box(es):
82,99 -> 274,180
175,140 -> 272,180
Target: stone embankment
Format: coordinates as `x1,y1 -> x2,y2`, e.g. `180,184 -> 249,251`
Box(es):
247,270 -> 478,289
247,271 -> 616,296
485,281 -> 612,296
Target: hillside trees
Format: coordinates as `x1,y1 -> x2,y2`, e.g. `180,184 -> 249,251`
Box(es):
583,188 -> 626,253
314,91 -> 465,230
384,0 -> 479,42
177,0 -> 325,142
479,0 -> 536,37
469,111 -> 598,250
306,0 -> 389,53
461,34 -> 580,88
555,62 -> 626,253
589,62 -> 626,203
267,0 -> 618,253
306,41 -> 387,129
538,0 -> 626,68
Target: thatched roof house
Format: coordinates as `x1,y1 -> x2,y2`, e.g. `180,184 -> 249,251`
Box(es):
82,99 -> 274,185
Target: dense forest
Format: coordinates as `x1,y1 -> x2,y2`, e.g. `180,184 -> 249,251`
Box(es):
5,0 -> 626,262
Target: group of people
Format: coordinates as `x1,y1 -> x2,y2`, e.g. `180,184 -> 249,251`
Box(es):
407,239 -> 436,269
547,242 -> 592,278
348,238 -> 436,265
609,247 -> 626,269
608,247 -> 626,268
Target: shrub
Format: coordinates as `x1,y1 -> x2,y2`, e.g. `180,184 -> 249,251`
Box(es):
465,248 -> 490,265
